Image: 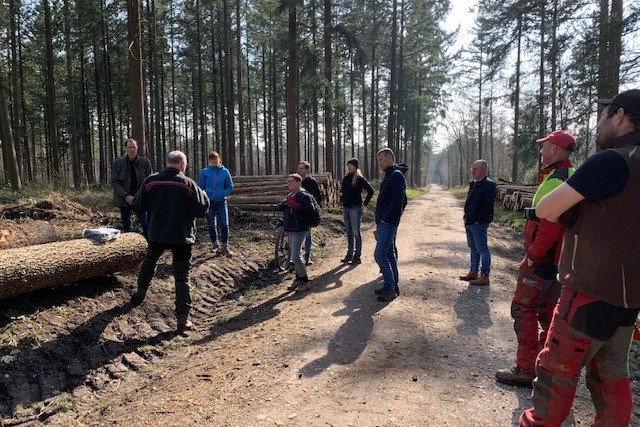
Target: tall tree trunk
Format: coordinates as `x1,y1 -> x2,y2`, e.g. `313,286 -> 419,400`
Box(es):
0,61 -> 22,191
63,0 -> 81,187
9,0 -> 23,183
79,45 -> 95,184
387,0 -> 398,152
512,11 -> 522,183
286,2 -> 299,173
538,0 -> 545,144
608,0 -> 622,93
550,0 -> 558,130
197,0 -> 206,173
262,44 -> 272,174
477,44 -> 483,160
43,0 -> 60,178
93,37 -> 107,182
236,0 -> 246,174
128,0 -> 146,156
323,0 -> 333,174
311,0 -> 319,172
223,0 -> 236,173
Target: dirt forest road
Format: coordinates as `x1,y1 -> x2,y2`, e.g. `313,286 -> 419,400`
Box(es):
49,185 -> 638,426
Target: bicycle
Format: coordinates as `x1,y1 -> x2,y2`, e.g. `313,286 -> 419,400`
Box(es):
271,209 -> 291,271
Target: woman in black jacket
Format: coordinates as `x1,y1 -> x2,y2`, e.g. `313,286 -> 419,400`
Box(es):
340,158 -> 374,265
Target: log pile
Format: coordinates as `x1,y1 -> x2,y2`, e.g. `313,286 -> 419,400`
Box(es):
496,183 -> 537,211
0,232 -> 147,300
228,174 -> 340,213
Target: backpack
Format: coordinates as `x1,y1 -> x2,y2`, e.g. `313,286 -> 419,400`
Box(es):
301,191 -> 322,227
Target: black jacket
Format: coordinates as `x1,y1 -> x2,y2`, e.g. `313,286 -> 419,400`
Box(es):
341,174 -> 374,207
133,167 -> 210,244
111,155 -> 152,207
463,177 -> 497,226
302,177 -> 323,204
375,164 -> 407,226
277,189 -> 315,232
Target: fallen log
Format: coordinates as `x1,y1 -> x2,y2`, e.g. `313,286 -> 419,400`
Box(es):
0,220 -> 58,249
0,232 -> 147,300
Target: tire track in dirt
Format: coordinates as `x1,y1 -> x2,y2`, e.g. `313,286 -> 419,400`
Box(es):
0,212 -> 344,423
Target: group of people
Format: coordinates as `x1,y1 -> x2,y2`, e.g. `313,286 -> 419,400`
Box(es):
109,88 -> 640,426
277,148 -> 407,303
459,89 -> 640,426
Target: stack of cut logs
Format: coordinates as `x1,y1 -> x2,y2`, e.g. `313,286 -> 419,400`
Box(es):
227,174 -> 341,213
496,183 -> 537,211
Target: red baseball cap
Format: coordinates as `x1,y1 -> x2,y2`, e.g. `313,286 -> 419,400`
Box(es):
536,130 -> 576,152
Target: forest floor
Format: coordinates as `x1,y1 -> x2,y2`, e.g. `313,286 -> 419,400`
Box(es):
0,185 -> 639,426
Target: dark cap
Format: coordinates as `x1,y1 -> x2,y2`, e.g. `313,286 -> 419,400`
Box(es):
347,158 -> 359,169
594,89 -> 640,117
536,130 -> 576,152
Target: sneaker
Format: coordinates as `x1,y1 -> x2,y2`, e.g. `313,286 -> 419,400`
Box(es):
495,367 -> 535,387
220,245 -> 234,258
349,257 -> 361,265
288,275 -> 309,291
175,318 -> 194,336
305,260 -> 314,266
375,284 -> 400,295
377,289 -> 397,302
469,274 -> 490,286
294,282 -> 312,293
130,289 -> 147,306
459,271 -> 479,281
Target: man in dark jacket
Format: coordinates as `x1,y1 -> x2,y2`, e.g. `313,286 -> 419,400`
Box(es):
519,89 -> 640,426
297,161 -> 323,266
130,150 -> 210,336
459,159 -> 497,286
373,148 -> 407,302
278,173 -> 317,293
111,138 -> 152,235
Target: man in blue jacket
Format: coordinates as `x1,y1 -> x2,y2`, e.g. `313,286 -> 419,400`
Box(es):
374,148 -> 407,302
199,151 -> 234,257
131,151 -> 210,336
459,159 -> 497,286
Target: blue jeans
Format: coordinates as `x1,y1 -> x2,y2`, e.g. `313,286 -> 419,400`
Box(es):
304,230 -> 312,262
374,222 -> 398,290
344,206 -> 363,258
207,200 -> 229,245
465,223 -> 491,275
119,205 -> 148,235
289,231 -> 308,278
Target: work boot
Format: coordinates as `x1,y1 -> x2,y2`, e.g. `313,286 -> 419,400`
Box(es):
377,289 -> 397,302
175,317 -> 193,336
212,242 -> 220,256
340,254 -> 353,263
130,288 -> 147,306
287,275 -> 309,291
459,271 -> 479,281
495,366 -> 535,387
220,244 -> 234,258
469,274 -> 490,286
350,256 -> 361,265
305,259 -> 314,266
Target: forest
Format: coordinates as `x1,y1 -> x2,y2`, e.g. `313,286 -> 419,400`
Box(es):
0,0 -> 639,192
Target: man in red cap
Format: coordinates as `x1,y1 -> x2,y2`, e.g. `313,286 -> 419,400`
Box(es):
519,89 -> 640,426
496,130 -> 575,387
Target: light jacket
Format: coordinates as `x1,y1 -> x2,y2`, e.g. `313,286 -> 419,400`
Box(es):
525,160 -> 574,279
198,165 -> 233,202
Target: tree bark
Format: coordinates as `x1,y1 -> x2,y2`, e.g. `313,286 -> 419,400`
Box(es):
127,0 -> 146,155
286,1 -> 299,173
0,220 -> 57,249
0,59 -> 22,191
0,233 -> 147,300
64,0 -> 81,187
323,0 -> 333,174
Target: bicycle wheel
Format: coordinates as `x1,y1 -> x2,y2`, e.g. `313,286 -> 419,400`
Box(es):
274,226 -> 290,271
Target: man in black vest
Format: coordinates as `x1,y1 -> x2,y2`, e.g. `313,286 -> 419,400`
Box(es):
519,89 -> 640,426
